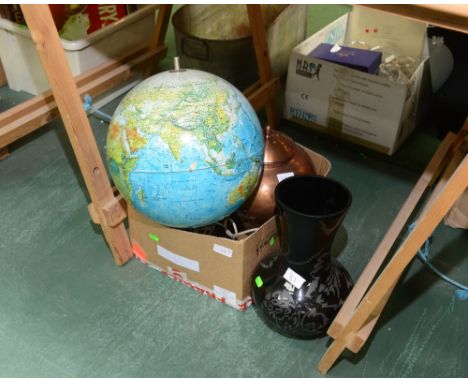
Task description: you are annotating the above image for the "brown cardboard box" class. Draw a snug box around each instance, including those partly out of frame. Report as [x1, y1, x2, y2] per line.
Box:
[128, 146, 331, 310]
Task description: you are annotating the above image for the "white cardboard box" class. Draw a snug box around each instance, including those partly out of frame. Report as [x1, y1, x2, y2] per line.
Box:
[0, 6, 157, 95]
[283, 7, 428, 155]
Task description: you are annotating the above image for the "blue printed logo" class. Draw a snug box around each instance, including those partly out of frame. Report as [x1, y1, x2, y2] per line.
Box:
[290, 107, 317, 123]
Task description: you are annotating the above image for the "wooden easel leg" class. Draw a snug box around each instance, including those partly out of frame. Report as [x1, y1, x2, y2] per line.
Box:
[144, 5, 172, 77]
[318, 153, 468, 374]
[327, 121, 468, 351]
[149, 5, 172, 50]
[328, 130, 458, 339]
[21, 5, 133, 266]
[246, 5, 279, 130]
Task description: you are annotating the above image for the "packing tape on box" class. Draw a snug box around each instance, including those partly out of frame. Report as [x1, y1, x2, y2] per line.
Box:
[212, 243, 233, 258]
[157, 244, 200, 272]
[213, 285, 237, 307]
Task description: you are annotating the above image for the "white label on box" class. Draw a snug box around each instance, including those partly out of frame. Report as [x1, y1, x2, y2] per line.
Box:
[283, 268, 306, 289]
[330, 43, 341, 53]
[213, 285, 237, 307]
[212, 243, 233, 258]
[277, 172, 295, 183]
[157, 245, 200, 272]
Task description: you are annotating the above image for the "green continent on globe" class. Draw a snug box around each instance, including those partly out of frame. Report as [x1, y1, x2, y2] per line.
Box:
[137, 188, 145, 205]
[113, 78, 235, 170]
[107, 120, 147, 201]
[228, 168, 260, 205]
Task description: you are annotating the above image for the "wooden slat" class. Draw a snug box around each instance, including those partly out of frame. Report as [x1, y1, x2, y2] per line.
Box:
[144, 5, 172, 77]
[363, 5, 468, 34]
[0, 45, 167, 148]
[243, 80, 262, 98]
[21, 5, 133, 266]
[246, 5, 279, 130]
[247, 78, 281, 112]
[0, 42, 151, 128]
[149, 5, 172, 50]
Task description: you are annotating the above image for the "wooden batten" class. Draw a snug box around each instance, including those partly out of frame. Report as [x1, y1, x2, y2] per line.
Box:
[0, 44, 167, 149]
[246, 5, 279, 130]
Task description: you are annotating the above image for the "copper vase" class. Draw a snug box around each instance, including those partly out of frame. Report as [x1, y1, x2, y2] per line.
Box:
[239, 127, 317, 226]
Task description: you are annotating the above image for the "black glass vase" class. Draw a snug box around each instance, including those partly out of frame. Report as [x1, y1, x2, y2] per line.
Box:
[252, 175, 354, 338]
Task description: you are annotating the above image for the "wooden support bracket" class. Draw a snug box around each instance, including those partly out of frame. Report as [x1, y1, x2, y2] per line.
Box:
[88, 193, 127, 228]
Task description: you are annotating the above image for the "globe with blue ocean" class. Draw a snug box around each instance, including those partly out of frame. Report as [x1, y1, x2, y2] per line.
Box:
[106, 68, 264, 228]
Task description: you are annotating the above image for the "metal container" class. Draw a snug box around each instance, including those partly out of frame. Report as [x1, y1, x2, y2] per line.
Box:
[171, 5, 307, 90]
[239, 127, 318, 226]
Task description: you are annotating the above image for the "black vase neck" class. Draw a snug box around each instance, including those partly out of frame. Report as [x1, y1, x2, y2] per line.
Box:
[278, 209, 345, 273]
[274, 176, 352, 273]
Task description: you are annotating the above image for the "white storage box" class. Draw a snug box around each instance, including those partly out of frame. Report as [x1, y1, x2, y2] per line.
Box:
[0, 5, 157, 95]
[283, 6, 429, 155]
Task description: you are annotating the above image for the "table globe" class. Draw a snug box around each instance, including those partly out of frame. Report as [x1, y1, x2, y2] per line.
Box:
[106, 68, 265, 228]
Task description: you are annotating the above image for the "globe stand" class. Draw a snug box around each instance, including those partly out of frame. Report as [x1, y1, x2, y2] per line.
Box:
[18, 4, 281, 265]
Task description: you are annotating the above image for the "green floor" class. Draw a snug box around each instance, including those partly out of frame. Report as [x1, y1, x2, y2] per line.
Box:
[0, 5, 467, 378]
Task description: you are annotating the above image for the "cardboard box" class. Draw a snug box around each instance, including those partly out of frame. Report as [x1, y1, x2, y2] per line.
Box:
[284, 6, 429, 155]
[128, 146, 331, 311]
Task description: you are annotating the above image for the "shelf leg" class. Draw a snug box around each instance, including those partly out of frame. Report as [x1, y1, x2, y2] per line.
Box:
[21, 4, 133, 265]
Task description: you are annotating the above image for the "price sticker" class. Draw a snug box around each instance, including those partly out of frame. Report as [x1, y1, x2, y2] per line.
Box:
[283, 268, 306, 289]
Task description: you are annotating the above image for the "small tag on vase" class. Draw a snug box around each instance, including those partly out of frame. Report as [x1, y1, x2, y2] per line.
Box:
[283, 268, 306, 289]
[277, 172, 295, 183]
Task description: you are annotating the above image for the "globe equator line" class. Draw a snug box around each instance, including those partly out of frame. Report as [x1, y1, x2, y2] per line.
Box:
[131, 154, 264, 174]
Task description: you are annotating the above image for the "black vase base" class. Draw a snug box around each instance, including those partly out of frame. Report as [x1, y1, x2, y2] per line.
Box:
[252, 252, 353, 339]
[254, 308, 330, 340]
